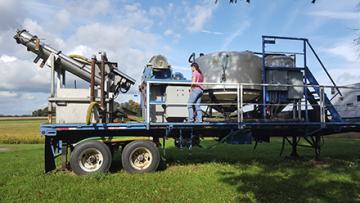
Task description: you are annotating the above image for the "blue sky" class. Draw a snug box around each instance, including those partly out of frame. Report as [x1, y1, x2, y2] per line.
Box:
[0, 0, 360, 115]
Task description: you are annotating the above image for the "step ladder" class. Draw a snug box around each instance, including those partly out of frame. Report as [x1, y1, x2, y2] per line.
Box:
[262, 36, 343, 122]
[305, 68, 342, 122]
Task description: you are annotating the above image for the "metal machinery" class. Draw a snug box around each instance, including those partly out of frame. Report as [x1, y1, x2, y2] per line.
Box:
[139, 55, 189, 123]
[15, 30, 360, 175]
[14, 30, 135, 124]
[332, 83, 360, 121]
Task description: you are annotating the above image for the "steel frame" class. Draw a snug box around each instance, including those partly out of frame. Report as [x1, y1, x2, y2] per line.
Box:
[40, 35, 360, 172]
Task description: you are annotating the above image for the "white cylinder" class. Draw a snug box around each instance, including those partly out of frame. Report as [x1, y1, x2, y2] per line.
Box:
[195, 51, 262, 104]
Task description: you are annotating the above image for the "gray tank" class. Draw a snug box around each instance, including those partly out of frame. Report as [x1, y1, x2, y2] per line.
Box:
[195, 51, 262, 113]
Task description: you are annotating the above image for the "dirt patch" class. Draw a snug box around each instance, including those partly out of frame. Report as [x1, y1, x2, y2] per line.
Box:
[307, 159, 330, 168]
[328, 132, 360, 138]
[0, 147, 9, 152]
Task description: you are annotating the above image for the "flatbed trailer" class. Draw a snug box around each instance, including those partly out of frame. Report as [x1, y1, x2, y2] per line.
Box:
[41, 119, 360, 174]
[14, 30, 360, 174]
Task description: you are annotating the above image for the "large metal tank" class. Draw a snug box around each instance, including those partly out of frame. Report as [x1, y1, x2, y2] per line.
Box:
[332, 83, 360, 120]
[195, 51, 262, 113]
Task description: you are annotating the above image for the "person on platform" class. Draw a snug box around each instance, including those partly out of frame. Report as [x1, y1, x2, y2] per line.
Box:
[187, 62, 204, 122]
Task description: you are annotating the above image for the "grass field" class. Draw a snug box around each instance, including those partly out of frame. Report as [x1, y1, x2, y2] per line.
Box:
[0, 119, 359, 202]
[0, 118, 46, 144]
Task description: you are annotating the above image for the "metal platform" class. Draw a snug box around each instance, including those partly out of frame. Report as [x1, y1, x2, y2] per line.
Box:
[41, 120, 360, 138]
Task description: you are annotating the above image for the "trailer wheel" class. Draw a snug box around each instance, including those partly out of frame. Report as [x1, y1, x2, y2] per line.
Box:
[121, 140, 160, 173]
[70, 141, 112, 175]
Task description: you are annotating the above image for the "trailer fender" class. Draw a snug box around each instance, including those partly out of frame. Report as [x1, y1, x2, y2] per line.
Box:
[72, 136, 153, 147]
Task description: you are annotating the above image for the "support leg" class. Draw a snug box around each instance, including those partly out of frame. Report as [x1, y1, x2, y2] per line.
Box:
[314, 135, 321, 161]
[283, 136, 302, 160]
[45, 137, 56, 173]
[289, 136, 300, 158]
[61, 141, 68, 171]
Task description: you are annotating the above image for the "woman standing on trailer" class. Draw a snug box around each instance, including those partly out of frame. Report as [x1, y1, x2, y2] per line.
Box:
[188, 62, 204, 122]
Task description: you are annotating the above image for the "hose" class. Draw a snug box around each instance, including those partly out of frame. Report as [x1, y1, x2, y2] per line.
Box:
[68, 54, 91, 65]
[86, 102, 101, 124]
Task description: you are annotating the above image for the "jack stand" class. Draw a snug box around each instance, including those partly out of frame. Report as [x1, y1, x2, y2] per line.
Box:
[162, 136, 166, 157]
[281, 136, 303, 160]
[290, 136, 300, 158]
[61, 142, 69, 171]
[314, 135, 321, 161]
[188, 128, 193, 156]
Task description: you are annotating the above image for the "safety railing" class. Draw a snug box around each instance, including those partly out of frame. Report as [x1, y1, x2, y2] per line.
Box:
[144, 80, 360, 129]
[262, 35, 343, 120]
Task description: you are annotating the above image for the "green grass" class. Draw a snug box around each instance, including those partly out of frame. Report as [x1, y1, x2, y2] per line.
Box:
[0, 119, 46, 144]
[0, 138, 359, 202]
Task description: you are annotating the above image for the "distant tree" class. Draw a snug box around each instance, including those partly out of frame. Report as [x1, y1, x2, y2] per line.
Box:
[32, 107, 48, 117]
[115, 100, 141, 116]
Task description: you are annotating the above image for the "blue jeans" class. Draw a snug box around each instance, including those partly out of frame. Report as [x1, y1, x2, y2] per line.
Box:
[187, 87, 203, 122]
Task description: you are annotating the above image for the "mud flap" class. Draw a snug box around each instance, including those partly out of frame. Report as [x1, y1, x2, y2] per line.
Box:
[45, 136, 56, 173]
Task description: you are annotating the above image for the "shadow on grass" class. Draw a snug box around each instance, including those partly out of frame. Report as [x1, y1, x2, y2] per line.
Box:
[108, 138, 359, 202]
[162, 139, 360, 202]
[111, 138, 360, 169]
[218, 163, 360, 202]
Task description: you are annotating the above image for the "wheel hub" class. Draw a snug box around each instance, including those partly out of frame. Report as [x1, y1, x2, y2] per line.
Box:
[78, 148, 104, 172]
[130, 147, 152, 170]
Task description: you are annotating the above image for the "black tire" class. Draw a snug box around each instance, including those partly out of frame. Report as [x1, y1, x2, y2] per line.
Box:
[70, 141, 112, 175]
[121, 140, 160, 173]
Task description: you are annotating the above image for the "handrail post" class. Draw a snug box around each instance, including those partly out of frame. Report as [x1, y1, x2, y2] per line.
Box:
[306, 40, 342, 97]
[320, 86, 326, 128]
[240, 84, 244, 128]
[146, 81, 150, 130]
[304, 40, 309, 122]
[237, 84, 240, 129]
[262, 36, 267, 119]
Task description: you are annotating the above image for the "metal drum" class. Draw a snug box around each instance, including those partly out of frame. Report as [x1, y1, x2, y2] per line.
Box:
[195, 51, 262, 114]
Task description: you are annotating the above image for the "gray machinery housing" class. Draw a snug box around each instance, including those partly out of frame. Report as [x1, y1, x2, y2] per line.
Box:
[14, 30, 135, 123]
[332, 83, 360, 120]
[139, 55, 189, 122]
[196, 52, 303, 114]
[141, 52, 304, 122]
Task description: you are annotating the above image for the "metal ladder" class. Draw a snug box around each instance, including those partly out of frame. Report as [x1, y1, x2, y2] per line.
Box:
[262, 36, 342, 122]
[304, 68, 342, 122]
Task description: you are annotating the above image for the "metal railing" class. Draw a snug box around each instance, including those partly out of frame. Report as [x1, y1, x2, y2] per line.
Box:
[144, 80, 360, 129]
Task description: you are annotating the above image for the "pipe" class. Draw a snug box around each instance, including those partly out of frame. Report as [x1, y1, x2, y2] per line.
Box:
[69, 54, 91, 65]
[14, 29, 136, 93]
[14, 30, 101, 85]
[100, 52, 106, 122]
[86, 102, 100, 124]
[90, 55, 96, 102]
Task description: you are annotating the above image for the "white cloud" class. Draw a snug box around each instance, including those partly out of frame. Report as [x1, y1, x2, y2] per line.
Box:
[64, 0, 110, 17]
[55, 9, 71, 28]
[0, 55, 49, 93]
[119, 3, 153, 30]
[186, 2, 217, 32]
[149, 6, 166, 18]
[0, 0, 25, 31]
[0, 55, 16, 63]
[201, 29, 223, 35]
[164, 29, 173, 36]
[221, 20, 251, 50]
[324, 39, 358, 62]
[0, 91, 17, 98]
[23, 18, 65, 50]
[308, 10, 360, 20]
[329, 67, 360, 85]
[0, 92, 48, 115]
[164, 29, 181, 42]
[302, 0, 359, 34]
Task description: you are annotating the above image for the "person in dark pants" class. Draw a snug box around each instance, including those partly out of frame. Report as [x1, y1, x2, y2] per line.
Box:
[188, 62, 204, 122]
